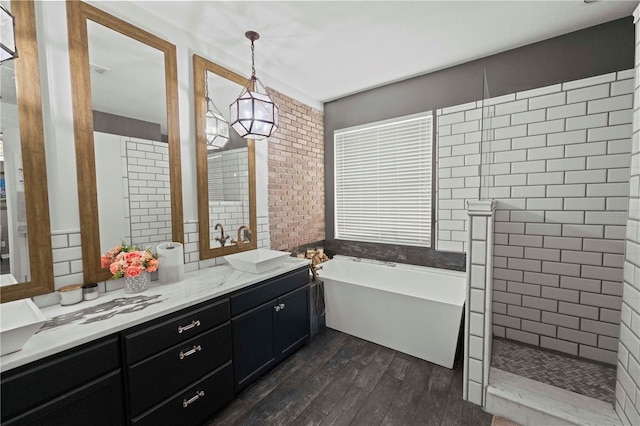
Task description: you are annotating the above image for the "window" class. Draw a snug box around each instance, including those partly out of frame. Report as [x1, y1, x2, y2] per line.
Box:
[334, 112, 433, 247]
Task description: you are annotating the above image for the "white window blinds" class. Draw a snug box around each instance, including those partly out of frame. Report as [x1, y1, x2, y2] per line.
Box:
[334, 112, 433, 247]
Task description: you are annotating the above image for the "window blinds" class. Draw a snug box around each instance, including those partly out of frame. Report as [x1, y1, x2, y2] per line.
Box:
[334, 113, 432, 247]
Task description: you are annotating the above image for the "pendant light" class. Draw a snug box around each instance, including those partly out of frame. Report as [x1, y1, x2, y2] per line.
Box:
[0, 5, 18, 63]
[230, 31, 278, 140]
[204, 71, 230, 150]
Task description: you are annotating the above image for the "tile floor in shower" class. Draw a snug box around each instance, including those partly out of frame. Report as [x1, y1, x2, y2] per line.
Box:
[491, 337, 616, 404]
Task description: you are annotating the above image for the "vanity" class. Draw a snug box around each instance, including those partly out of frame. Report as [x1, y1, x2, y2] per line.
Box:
[0, 259, 310, 425]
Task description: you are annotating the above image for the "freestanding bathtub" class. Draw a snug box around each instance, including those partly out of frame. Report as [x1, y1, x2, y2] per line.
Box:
[318, 255, 466, 369]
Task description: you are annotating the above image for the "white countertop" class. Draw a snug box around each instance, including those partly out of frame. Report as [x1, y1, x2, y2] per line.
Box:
[1, 258, 309, 373]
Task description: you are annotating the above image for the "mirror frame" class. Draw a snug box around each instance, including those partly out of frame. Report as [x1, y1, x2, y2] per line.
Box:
[0, 0, 54, 302]
[193, 54, 257, 259]
[67, 1, 183, 283]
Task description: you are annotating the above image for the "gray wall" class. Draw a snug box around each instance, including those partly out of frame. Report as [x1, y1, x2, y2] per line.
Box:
[324, 17, 634, 248]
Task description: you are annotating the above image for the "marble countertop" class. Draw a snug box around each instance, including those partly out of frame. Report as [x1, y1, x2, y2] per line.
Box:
[1, 258, 309, 373]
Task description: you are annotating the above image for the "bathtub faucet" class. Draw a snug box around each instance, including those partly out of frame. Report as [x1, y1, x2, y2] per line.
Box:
[352, 257, 361, 262]
[385, 262, 396, 267]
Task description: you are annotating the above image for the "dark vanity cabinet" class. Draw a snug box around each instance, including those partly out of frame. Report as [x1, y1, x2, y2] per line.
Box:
[0, 266, 311, 426]
[230, 268, 310, 392]
[0, 336, 124, 426]
[122, 298, 233, 426]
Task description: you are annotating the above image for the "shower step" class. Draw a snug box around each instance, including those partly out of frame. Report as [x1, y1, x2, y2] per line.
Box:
[485, 368, 621, 426]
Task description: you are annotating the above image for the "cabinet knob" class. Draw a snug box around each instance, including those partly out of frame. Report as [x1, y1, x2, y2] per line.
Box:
[274, 305, 281, 312]
[179, 345, 202, 360]
[177, 320, 201, 334]
[279, 303, 285, 309]
[183, 390, 205, 408]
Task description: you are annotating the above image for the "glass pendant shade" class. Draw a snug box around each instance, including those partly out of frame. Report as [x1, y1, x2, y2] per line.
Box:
[230, 87, 279, 140]
[0, 5, 18, 63]
[205, 99, 229, 150]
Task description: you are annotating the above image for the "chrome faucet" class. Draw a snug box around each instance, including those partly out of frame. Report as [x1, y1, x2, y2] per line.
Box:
[236, 225, 252, 249]
[214, 223, 229, 247]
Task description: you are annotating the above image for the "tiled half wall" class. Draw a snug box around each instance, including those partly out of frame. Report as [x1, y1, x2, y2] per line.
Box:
[437, 70, 634, 365]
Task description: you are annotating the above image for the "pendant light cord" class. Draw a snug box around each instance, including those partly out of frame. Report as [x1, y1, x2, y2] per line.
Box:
[250, 39, 256, 81]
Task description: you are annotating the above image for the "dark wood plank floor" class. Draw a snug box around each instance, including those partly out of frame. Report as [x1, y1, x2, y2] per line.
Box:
[205, 329, 493, 426]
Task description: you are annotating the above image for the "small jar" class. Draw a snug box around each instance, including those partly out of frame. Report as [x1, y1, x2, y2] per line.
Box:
[58, 284, 83, 306]
[82, 282, 99, 301]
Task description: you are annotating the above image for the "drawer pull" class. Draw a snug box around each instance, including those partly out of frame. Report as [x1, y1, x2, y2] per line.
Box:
[279, 303, 285, 309]
[179, 345, 202, 360]
[183, 390, 205, 408]
[274, 305, 281, 312]
[178, 320, 201, 334]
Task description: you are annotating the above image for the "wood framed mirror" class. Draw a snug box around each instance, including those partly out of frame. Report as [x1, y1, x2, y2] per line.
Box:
[67, 1, 183, 284]
[0, 0, 54, 302]
[193, 55, 257, 260]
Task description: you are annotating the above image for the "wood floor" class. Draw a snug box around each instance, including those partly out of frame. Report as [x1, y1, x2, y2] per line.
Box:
[205, 329, 493, 426]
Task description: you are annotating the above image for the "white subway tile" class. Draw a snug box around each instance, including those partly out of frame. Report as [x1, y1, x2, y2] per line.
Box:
[494, 174, 527, 187]
[604, 253, 625, 268]
[545, 211, 585, 225]
[558, 301, 599, 320]
[583, 238, 625, 254]
[451, 165, 480, 178]
[547, 129, 587, 146]
[511, 210, 545, 223]
[588, 124, 633, 142]
[452, 142, 480, 156]
[609, 109, 633, 125]
[495, 124, 527, 140]
[607, 139, 632, 155]
[580, 291, 623, 309]
[437, 240, 464, 252]
[439, 133, 465, 147]
[598, 335, 619, 351]
[543, 235, 582, 250]
[562, 224, 603, 238]
[523, 271, 560, 287]
[486, 187, 512, 199]
[542, 311, 579, 329]
[451, 120, 480, 135]
[494, 268, 524, 283]
[511, 185, 546, 198]
[483, 93, 517, 106]
[561, 276, 601, 293]
[510, 134, 546, 150]
[525, 223, 562, 236]
[564, 74, 616, 91]
[540, 336, 578, 355]
[494, 149, 527, 163]
[547, 157, 586, 172]
[527, 172, 564, 185]
[524, 247, 561, 262]
[506, 329, 540, 346]
[564, 170, 607, 185]
[604, 225, 626, 240]
[548, 102, 587, 120]
[566, 113, 609, 131]
[510, 234, 543, 247]
[526, 198, 563, 210]
[508, 304, 542, 321]
[521, 319, 557, 337]
[516, 84, 562, 101]
[588, 94, 633, 114]
[528, 119, 565, 136]
[562, 249, 602, 266]
[508, 258, 542, 273]
[465, 108, 483, 122]
[542, 286, 579, 303]
[494, 99, 528, 116]
[579, 345, 617, 365]
[51, 234, 69, 249]
[558, 327, 598, 346]
[527, 146, 564, 161]
[611, 78, 635, 95]
[511, 160, 547, 173]
[586, 182, 630, 197]
[53, 246, 83, 263]
[512, 109, 546, 125]
[616, 69, 634, 80]
[563, 197, 605, 211]
[542, 261, 581, 277]
[442, 102, 477, 115]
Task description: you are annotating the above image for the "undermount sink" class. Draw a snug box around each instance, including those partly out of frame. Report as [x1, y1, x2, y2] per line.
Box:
[224, 249, 291, 274]
[1, 298, 47, 356]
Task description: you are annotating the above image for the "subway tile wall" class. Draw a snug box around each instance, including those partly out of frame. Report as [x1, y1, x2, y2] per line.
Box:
[437, 70, 634, 365]
[615, 8, 640, 425]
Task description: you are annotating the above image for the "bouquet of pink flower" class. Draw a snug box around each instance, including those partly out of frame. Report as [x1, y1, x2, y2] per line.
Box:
[101, 242, 159, 279]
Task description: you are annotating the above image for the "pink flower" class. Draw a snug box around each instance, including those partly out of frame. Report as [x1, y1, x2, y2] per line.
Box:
[146, 258, 159, 273]
[126, 264, 144, 277]
[109, 262, 120, 275]
[101, 255, 111, 269]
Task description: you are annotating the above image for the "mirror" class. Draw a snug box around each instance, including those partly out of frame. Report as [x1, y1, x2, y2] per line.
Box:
[0, 0, 54, 302]
[67, 1, 183, 283]
[193, 55, 257, 259]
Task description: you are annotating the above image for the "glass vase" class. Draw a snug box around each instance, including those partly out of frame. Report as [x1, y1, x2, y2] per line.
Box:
[124, 271, 150, 294]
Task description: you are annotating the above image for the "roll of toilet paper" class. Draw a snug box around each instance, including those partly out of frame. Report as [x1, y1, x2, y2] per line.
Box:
[157, 242, 184, 284]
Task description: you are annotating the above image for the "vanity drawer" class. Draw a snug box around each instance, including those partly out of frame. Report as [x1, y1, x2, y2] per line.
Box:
[1, 336, 120, 422]
[230, 268, 309, 317]
[131, 362, 233, 426]
[124, 298, 229, 364]
[127, 322, 231, 417]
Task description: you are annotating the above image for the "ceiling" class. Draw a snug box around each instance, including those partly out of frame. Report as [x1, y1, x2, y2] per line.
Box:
[130, 0, 638, 108]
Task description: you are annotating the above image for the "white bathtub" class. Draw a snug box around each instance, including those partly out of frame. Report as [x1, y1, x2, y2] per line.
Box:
[318, 255, 466, 369]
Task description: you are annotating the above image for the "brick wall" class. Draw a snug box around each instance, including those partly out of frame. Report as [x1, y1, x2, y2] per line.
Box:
[266, 88, 324, 250]
[437, 70, 634, 365]
[615, 7, 640, 424]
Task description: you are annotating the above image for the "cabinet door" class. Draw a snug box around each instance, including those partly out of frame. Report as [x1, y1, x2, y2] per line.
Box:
[277, 285, 310, 359]
[3, 370, 124, 426]
[232, 300, 277, 392]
